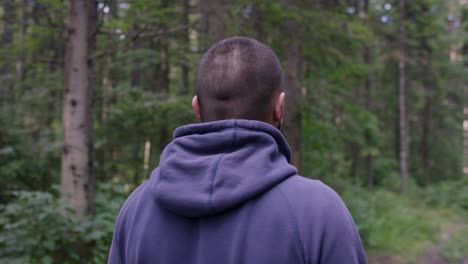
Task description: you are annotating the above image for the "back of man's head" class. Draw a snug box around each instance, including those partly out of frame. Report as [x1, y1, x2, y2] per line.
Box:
[195, 36, 284, 123]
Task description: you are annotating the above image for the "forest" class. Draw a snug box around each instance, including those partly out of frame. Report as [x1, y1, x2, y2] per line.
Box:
[0, 0, 467, 263]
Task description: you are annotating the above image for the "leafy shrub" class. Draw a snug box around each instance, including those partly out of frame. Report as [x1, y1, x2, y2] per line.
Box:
[342, 188, 439, 254]
[422, 178, 468, 211]
[95, 87, 195, 183]
[0, 183, 127, 263]
[441, 224, 468, 263]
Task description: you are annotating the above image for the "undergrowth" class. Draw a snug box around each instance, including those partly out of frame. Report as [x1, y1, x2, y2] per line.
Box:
[341, 178, 468, 262]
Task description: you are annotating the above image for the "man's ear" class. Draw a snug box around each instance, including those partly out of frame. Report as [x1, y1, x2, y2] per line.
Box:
[273, 92, 285, 125]
[192, 95, 201, 121]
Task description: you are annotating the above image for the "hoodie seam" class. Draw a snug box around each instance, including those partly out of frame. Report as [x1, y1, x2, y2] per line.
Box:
[208, 121, 238, 213]
[278, 185, 307, 264]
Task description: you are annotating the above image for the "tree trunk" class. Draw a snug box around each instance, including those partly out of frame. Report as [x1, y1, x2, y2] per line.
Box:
[420, 36, 433, 185]
[252, 3, 266, 43]
[364, 58, 374, 188]
[130, 24, 143, 88]
[16, 0, 30, 84]
[364, 0, 374, 189]
[282, 1, 303, 172]
[465, 96, 468, 175]
[101, 55, 113, 121]
[349, 142, 360, 181]
[398, 0, 409, 194]
[1, 0, 14, 110]
[181, 0, 190, 93]
[1, 0, 14, 47]
[61, 0, 97, 216]
[199, 0, 230, 51]
[463, 10, 468, 175]
[158, 0, 170, 94]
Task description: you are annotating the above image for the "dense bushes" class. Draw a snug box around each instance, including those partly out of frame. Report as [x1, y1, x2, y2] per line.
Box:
[441, 225, 468, 263]
[343, 188, 439, 254]
[1, 179, 467, 263]
[341, 177, 468, 261]
[422, 178, 468, 211]
[0, 184, 127, 264]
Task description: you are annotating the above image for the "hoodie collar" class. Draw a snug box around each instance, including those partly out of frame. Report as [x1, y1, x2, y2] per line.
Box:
[173, 119, 292, 162]
[151, 119, 297, 217]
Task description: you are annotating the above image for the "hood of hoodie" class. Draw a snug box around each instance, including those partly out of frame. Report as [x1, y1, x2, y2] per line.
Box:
[151, 119, 297, 217]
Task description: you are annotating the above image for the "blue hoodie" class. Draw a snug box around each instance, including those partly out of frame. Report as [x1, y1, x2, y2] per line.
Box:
[108, 120, 367, 264]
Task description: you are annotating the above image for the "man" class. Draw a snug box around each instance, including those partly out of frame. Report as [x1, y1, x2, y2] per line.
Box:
[108, 36, 367, 264]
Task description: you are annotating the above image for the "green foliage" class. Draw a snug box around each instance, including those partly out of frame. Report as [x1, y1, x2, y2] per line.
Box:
[343, 188, 439, 254]
[441, 224, 468, 263]
[95, 85, 195, 183]
[0, 0, 466, 262]
[0, 110, 61, 193]
[343, 182, 468, 261]
[0, 184, 127, 264]
[422, 178, 468, 211]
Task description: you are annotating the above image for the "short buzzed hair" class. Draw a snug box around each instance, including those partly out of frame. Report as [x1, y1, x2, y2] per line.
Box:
[196, 36, 284, 122]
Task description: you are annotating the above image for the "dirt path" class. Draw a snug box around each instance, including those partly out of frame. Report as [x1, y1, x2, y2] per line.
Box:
[368, 219, 467, 264]
[418, 245, 448, 264]
[417, 227, 452, 264]
[368, 255, 405, 264]
[369, 222, 467, 264]
[417, 222, 467, 264]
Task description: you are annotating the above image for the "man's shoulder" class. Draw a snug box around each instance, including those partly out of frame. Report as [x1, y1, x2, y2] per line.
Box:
[115, 179, 153, 223]
[277, 175, 343, 208]
[275, 175, 353, 228]
[275, 175, 367, 263]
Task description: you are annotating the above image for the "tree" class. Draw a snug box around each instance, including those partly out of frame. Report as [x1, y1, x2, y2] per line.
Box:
[158, 0, 170, 94]
[60, 0, 97, 216]
[463, 7, 468, 175]
[417, 1, 436, 185]
[180, 0, 191, 92]
[199, 0, 231, 51]
[363, 0, 374, 188]
[1, 0, 14, 106]
[398, 0, 409, 193]
[282, 0, 303, 172]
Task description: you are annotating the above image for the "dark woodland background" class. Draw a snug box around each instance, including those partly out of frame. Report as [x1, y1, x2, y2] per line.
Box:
[0, 0, 467, 263]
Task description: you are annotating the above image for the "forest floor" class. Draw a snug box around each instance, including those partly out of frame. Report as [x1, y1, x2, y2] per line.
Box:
[368, 219, 468, 264]
[416, 221, 467, 264]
